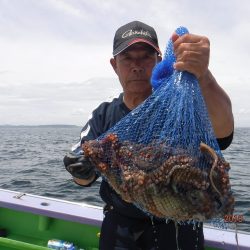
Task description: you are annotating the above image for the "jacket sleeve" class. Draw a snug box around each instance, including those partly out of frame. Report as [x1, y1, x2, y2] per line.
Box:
[216, 130, 234, 150]
[64, 108, 104, 186]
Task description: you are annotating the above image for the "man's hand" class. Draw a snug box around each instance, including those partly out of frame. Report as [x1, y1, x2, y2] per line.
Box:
[172, 33, 210, 81]
[64, 152, 97, 186]
[172, 32, 234, 138]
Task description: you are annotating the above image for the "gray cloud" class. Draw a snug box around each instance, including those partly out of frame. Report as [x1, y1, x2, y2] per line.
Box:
[0, 0, 249, 126]
[0, 78, 122, 125]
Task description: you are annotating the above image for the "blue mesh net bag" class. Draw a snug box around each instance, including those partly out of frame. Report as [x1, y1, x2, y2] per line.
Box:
[83, 27, 234, 222]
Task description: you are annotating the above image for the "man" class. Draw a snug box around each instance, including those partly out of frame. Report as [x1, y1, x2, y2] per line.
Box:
[64, 21, 234, 250]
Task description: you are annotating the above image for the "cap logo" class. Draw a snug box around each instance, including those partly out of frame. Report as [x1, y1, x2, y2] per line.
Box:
[122, 29, 152, 39]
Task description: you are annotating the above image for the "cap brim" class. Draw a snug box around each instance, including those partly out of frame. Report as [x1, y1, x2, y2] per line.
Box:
[113, 38, 161, 56]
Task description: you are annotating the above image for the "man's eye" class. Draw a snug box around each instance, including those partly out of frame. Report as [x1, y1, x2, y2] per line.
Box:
[144, 54, 155, 61]
[121, 56, 132, 62]
[124, 55, 131, 60]
[146, 52, 155, 58]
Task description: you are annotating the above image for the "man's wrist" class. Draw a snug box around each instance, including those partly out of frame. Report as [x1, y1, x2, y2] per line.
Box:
[198, 69, 211, 86]
[73, 172, 97, 186]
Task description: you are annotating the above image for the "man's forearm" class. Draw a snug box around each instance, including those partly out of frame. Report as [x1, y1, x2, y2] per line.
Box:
[199, 70, 234, 138]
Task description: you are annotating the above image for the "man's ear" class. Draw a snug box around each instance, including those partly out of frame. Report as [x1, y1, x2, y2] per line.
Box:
[110, 58, 118, 74]
[157, 55, 162, 63]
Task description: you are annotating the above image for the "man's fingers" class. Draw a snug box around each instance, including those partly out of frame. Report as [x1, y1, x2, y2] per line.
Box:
[171, 33, 179, 43]
[174, 61, 193, 72]
[173, 34, 206, 49]
[175, 51, 202, 63]
[172, 33, 210, 79]
[174, 61, 203, 78]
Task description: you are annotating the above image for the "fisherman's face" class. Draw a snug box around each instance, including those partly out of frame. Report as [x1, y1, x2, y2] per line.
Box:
[110, 43, 161, 95]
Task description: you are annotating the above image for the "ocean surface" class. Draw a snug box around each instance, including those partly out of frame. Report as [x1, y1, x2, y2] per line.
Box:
[0, 125, 249, 232]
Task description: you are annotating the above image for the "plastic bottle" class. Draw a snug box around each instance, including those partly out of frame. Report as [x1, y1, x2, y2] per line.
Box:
[47, 239, 78, 249]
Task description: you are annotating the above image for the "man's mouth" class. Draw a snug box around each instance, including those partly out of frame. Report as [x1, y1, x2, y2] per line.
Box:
[130, 79, 147, 82]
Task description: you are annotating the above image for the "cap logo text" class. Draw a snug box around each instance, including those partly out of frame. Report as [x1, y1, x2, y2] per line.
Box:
[122, 29, 152, 39]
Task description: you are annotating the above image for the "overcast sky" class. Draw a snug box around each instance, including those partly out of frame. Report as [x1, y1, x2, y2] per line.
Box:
[0, 0, 249, 126]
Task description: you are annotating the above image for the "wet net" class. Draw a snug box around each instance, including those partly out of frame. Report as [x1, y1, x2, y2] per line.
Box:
[83, 27, 234, 222]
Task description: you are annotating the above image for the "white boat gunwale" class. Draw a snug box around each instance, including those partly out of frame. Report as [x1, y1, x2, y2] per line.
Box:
[0, 188, 103, 227]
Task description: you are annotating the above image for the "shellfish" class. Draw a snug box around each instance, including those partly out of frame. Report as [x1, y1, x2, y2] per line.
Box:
[83, 133, 234, 221]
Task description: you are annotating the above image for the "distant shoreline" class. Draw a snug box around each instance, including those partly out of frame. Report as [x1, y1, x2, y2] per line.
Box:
[0, 124, 81, 128]
[0, 125, 249, 129]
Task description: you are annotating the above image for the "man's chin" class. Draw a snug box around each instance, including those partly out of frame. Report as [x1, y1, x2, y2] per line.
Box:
[129, 86, 152, 94]
[129, 80, 151, 86]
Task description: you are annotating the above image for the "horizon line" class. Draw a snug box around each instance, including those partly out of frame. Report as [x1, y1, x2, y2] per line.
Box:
[0, 124, 249, 129]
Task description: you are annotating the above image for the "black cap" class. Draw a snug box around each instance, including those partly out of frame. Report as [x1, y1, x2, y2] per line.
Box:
[113, 21, 161, 56]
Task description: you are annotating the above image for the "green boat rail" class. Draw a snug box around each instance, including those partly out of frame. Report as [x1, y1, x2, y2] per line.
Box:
[0, 189, 249, 250]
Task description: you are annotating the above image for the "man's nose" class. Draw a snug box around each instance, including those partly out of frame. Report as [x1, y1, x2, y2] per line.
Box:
[131, 59, 144, 73]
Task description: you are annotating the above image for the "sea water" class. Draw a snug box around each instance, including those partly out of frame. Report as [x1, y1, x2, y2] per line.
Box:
[0, 125, 249, 232]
